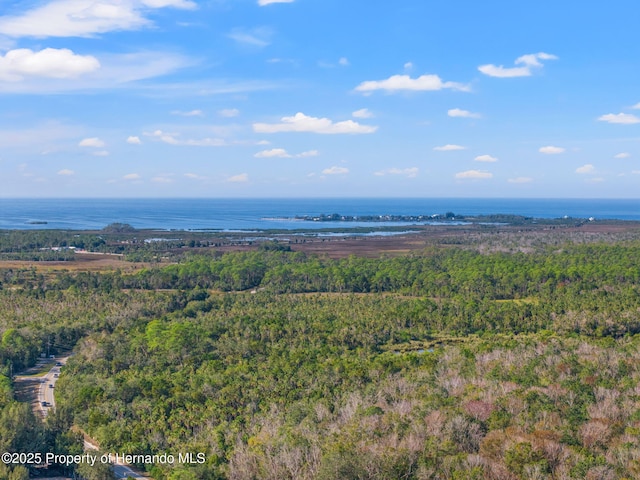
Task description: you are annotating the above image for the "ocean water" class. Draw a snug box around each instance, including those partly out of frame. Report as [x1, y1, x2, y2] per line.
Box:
[0, 198, 639, 231]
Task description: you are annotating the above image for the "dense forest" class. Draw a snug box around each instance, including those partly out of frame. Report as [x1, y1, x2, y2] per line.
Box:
[2, 228, 640, 478]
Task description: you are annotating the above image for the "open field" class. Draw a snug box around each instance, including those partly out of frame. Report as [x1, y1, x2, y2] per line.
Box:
[0, 252, 152, 273]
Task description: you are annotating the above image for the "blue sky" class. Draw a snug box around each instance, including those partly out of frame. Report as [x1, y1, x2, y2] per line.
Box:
[0, 0, 639, 197]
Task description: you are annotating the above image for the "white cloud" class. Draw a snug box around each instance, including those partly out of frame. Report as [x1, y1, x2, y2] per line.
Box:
[338, 57, 349, 66]
[508, 177, 533, 184]
[539, 146, 565, 154]
[92, 150, 109, 156]
[479, 52, 557, 78]
[0, 50, 193, 94]
[352, 108, 374, 119]
[184, 173, 206, 180]
[254, 148, 317, 158]
[632, 170, 640, 175]
[298, 150, 318, 157]
[127, 136, 142, 145]
[0, 0, 196, 38]
[576, 164, 595, 174]
[171, 109, 203, 117]
[355, 74, 469, 93]
[57, 169, 74, 175]
[455, 170, 493, 179]
[474, 154, 498, 162]
[403, 62, 413, 71]
[448, 108, 481, 119]
[79, 137, 105, 148]
[227, 173, 248, 183]
[141, 0, 195, 7]
[151, 176, 173, 183]
[433, 144, 466, 151]
[516, 52, 558, 67]
[255, 148, 291, 158]
[144, 129, 227, 146]
[253, 112, 377, 134]
[374, 167, 418, 178]
[258, 0, 294, 5]
[632, 103, 640, 110]
[322, 166, 349, 175]
[478, 65, 530, 78]
[123, 173, 141, 180]
[598, 113, 640, 124]
[614, 152, 630, 159]
[228, 27, 272, 47]
[219, 108, 240, 118]
[0, 48, 99, 81]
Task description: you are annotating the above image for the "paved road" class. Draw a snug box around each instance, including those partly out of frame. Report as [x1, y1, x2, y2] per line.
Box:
[84, 440, 150, 479]
[37, 357, 66, 416]
[35, 358, 150, 479]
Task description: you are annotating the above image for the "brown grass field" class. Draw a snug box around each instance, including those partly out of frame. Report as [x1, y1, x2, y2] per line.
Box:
[0, 252, 150, 273]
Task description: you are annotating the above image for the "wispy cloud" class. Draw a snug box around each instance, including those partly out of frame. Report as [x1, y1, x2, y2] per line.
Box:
[253, 112, 377, 134]
[145, 129, 227, 147]
[322, 166, 349, 175]
[508, 177, 533, 184]
[355, 74, 469, 93]
[0, 50, 193, 94]
[258, 0, 294, 5]
[0, 0, 196, 38]
[299, 150, 318, 157]
[374, 167, 418, 178]
[474, 154, 498, 162]
[479, 52, 557, 78]
[319, 57, 350, 68]
[151, 175, 173, 184]
[123, 173, 141, 180]
[219, 108, 240, 118]
[126, 136, 142, 145]
[57, 169, 74, 176]
[172, 109, 204, 117]
[0, 121, 81, 148]
[598, 113, 640, 124]
[254, 148, 291, 158]
[254, 148, 318, 158]
[448, 108, 481, 119]
[539, 145, 565, 154]
[576, 164, 595, 174]
[184, 173, 207, 180]
[455, 170, 493, 179]
[614, 152, 630, 159]
[227, 173, 248, 183]
[352, 108, 374, 119]
[434, 144, 466, 151]
[79, 137, 105, 148]
[228, 27, 273, 47]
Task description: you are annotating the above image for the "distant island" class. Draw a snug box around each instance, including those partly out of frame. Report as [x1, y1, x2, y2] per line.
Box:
[293, 212, 461, 222]
[288, 212, 591, 225]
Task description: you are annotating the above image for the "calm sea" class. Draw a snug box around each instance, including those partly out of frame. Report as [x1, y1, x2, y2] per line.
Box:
[0, 198, 639, 231]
